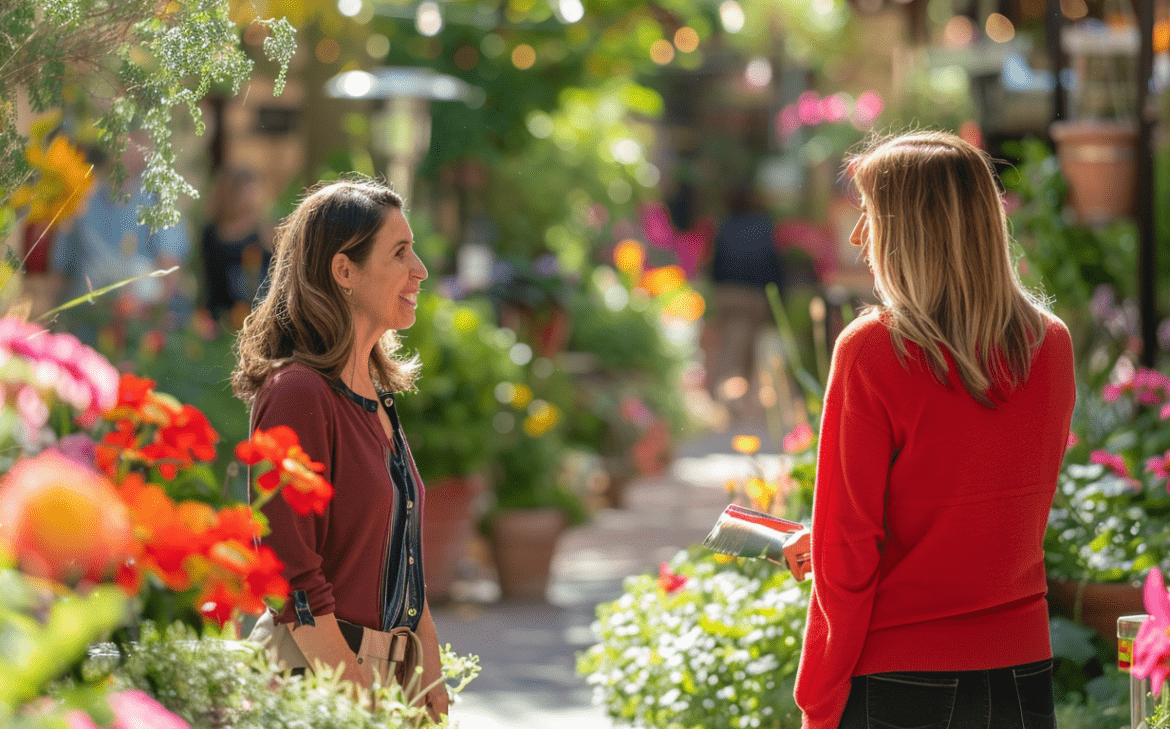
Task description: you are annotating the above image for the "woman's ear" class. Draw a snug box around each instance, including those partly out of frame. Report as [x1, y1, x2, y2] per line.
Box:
[331, 251, 353, 291]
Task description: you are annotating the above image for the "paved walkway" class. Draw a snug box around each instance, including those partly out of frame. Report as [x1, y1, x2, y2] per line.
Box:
[431, 424, 779, 728]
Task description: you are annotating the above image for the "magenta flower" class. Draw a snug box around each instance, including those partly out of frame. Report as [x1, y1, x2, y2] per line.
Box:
[1148, 452, 1170, 485]
[1066, 432, 1080, 451]
[1103, 383, 1125, 402]
[67, 690, 191, 729]
[0, 317, 119, 429]
[1161, 402, 1170, 421]
[1090, 450, 1131, 479]
[1134, 568, 1170, 696]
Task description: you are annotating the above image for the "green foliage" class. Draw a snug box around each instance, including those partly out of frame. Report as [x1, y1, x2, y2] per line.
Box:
[86, 622, 479, 729]
[1002, 138, 1139, 374]
[0, 566, 129, 713]
[0, 0, 294, 231]
[1046, 373, 1170, 583]
[578, 547, 810, 729]
[395, 292, 519, 484]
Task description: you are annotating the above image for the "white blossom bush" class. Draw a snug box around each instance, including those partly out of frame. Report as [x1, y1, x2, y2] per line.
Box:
[578, 547, 810, 729]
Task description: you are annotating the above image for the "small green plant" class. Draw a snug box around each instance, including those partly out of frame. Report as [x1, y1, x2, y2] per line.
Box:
[578, 547, 810, 729]
[89, 621, 480, 729]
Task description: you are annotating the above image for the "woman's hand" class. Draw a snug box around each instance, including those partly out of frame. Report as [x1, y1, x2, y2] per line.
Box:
[783, 529, 811, 581]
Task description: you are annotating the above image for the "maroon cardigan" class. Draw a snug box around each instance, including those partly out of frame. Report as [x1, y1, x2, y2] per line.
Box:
[253, 362, 424, 630]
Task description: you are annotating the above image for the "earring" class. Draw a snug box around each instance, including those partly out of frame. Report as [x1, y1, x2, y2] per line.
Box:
[344, 288, 352, 296]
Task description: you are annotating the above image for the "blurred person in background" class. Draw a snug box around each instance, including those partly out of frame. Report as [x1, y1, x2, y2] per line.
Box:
[50, 130, 190, 325]
[200, 167, 273, 327]
[706, 180, 786, 423]
[794, 131, 1074, 729]
[232, 178, 447, 719]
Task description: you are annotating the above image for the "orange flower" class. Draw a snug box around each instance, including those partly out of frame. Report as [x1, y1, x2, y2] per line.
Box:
[140, 404, 219, 479]
[106, 374, 157, 421]
[641, 265, 686, 296]
[237, 426, 333, 515]
[0, 452, 135, 584]
[212, 505, 264, 543]
[197, 579, 239, 628]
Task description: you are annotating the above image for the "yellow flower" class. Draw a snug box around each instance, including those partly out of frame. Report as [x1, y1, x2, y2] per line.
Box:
[712, 553, 736, 564]
[613, 239, 645, 278]
[523, 400, 560, 437]
[731, 435, 761, 454]
[452, 308, 479, 333]
[12, 133, 93, 224]
[745, 477, 777, 512]
[511, 383, 533, 409]
[660, 290, 706, 322]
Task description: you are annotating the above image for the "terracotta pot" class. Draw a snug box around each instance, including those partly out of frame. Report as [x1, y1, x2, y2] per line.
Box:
[489, 507, 567, 601]
[1046, 576, 1145, 647]
[1049, 120, 1136, 225]
[500, 303, 573, 359]
[421, 474, 485, 603]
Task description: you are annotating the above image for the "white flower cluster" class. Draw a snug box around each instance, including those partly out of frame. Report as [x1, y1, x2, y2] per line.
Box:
[578, 547, 811, 729]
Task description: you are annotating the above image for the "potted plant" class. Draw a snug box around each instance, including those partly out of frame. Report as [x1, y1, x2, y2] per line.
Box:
[395, 291, 520, 603]
[482, 379, 589, 601]
[488, 254, 579, 360]
[561, 260, 694, 506]
[1049, 16, 1140, 224]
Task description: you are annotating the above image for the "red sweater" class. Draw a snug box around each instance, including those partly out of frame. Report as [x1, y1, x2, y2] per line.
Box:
[795, 312, 1075, 729]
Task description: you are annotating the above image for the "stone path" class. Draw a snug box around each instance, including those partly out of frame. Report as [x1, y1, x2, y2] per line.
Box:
[431, 425, 776, 728]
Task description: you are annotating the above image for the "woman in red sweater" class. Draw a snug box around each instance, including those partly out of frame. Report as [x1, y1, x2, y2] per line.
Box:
[794, 131, 1075, 729]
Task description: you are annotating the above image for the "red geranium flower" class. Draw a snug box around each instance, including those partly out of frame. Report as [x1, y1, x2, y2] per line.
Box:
[237, 426, 333, 514]
[658, 562, 688, 593]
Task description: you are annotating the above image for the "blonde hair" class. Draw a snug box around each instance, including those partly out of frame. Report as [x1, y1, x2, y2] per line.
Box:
[850, 130, 1049, 407]
[232, 178, 419, 404]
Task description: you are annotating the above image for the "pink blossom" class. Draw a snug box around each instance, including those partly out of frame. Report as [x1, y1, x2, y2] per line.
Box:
[0, 317, 119, 427]
[1090, 450, 1131, 479]
[1103, 384, 1125, 402]
[1066, 432, 1080, 450]
[69, 691, 193, 729]
[784, 423, 815, 454]
[1161, 402, 1170, 421]
[1134, 568, 1170, 696]
[1148, 452, 1170, 482]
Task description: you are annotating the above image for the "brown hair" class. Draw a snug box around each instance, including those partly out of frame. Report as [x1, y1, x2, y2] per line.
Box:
[232, 178, 419, 403]
[850, 130, 1050, 407]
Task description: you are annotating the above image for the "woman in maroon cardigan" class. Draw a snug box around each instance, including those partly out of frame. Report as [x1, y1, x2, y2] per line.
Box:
[232, 178, 446, 718]
[794, 132, 1075, 728]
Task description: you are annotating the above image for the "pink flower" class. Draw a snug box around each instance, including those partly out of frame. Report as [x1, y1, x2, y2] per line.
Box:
[1134, 568, 1170, 696]
[783, 423, 815, 454]
[1090, 450, 1131, 479]
[1147, 452, 1170, 482]
[1161, 402, 1170, 421]
[1103, 384, 1125, 402]
[1066, 432, 1080, 451]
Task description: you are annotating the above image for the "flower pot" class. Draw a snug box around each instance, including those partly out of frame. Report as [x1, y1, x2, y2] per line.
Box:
[422, 474, 486, 603]
[1049, 120, 1136, 225]
[500, 303, 573, 359]
[489, 507, 567, 601]
[1047, 577, 1145, 646]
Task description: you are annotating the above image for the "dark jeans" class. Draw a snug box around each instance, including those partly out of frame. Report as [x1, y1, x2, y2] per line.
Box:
[838, 658, 1056, 729]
